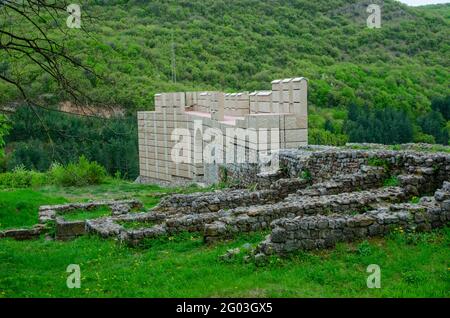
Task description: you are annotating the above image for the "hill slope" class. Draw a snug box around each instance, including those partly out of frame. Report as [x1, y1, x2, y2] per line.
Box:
[0, 0, 449, 153]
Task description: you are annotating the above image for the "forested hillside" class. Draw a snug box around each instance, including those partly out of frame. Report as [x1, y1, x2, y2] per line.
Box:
[0, 0, 449, 177]
[1, 0, 448, 109]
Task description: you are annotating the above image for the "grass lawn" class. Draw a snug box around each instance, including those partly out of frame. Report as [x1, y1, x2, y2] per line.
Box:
[0, 190, 67, 230]
[0, 181, 449, 297]
[0, 179, 216, 230]
[118, 220, 157, 230]
[62, 207, 113, 222]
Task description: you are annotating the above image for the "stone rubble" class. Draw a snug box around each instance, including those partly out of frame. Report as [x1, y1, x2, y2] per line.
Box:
[0, 224, 47, 240]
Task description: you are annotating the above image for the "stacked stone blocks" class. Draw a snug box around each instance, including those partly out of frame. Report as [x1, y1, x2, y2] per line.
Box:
[138, 77, 308, 185]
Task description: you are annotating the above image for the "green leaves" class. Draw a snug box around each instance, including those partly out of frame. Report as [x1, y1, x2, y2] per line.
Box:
[0, 114, 11, 159]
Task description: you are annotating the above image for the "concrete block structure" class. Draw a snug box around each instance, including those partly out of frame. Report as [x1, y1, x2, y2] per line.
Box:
[137, 77, 308, 185]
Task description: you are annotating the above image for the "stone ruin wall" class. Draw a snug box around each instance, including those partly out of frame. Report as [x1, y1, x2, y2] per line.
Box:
[256, 182, 450, 257]
[223, 146, 449, 193]
[5, 146, 448, 262]
[83, 147, 449, 252]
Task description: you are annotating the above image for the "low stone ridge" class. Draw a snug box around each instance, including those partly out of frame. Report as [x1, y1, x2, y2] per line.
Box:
[295, 165, 386, 196]
[255, 182, 450, 257]
[86, 185, 411, 246]
[203, 186, 410, 243]
[36, 199, 143, 241]
[152, 178, 309, 215]
[86, 210, 170, 240]
[0, 224, 47, 240]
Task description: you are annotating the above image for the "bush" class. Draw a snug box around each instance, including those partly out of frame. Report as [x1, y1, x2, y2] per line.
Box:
[309, 128, 348, 146]
[0, 156, 107, 188]
[49, 156, 107, 187]
[414, 132, 435, 144]
[0, 166, 48, 188]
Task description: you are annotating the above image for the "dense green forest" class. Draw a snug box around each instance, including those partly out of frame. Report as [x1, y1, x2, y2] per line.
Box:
[0, 0, 449, 178]
[1, 108, 138, 179]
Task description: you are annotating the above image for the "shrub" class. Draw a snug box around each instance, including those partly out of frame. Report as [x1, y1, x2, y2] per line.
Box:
[414, 132, 435, 144]
[410, 196, 420, 204]
[299, 169, 312, 181]
[309, 128, 348, 146]
[0, 165, 48, 188]
[367, 157, 392, 173]
[0, 156, 107, 188]
[49, 156, 107, 187]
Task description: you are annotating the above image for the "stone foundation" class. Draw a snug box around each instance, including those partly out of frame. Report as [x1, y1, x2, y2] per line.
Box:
[203, 186, 410, 243]
[0, 224, 47, 240]
[256, 182, 450, 256]
[225, 146, 449, 190]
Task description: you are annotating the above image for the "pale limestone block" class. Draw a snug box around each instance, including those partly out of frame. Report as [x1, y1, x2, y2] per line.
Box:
[258, 102, 271, 113]
[271, 79, 282, 91]
[294, 102, 307, 117]
[285, 141, 307, 149]
[284, 129, 308, 142]
[280, 103, 290, 113]
[291, 77, 306, 90]
[272, 103, 280, 114]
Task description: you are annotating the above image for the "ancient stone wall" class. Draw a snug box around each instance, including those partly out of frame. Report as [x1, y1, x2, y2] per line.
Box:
[0, 224, 47, 240]
[224, 147, 450, 190]
[39, 199, 143, 240]
[203, 186, 410, 243]
[255, 182, 450, 257]
[153, 178, 309, 214]
[86, 147, 449, 248]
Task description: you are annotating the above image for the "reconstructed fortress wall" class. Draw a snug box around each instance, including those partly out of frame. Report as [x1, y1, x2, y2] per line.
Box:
[137, 78, 308, 185]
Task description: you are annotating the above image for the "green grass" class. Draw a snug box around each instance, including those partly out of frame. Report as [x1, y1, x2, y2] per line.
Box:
[0, 182, 449, 297]
[37, 179, 216, 209]
[0, 189, 67, 230]
[0, 229, 448, 297]
[384, 176, 400, 187]
[410, 196, 421, 204]
[62, 207, 112, 222]
[118, 220, 156, 230]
